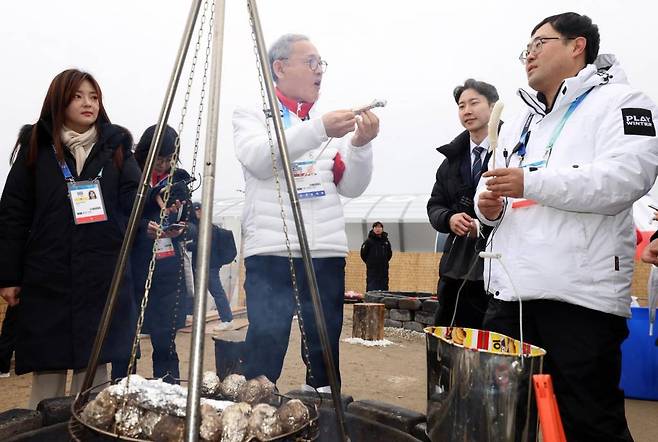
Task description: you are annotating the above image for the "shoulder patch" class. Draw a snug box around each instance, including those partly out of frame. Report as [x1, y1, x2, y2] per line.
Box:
[622, 108, 655, 136]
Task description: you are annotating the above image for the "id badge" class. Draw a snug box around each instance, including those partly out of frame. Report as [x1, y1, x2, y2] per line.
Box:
[292, 160, 325, 199]
[155, 237, 176, 260]
[67, 180, 108, 225]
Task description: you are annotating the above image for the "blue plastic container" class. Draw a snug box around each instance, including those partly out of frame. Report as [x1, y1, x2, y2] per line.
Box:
[620, 307, 658, 400]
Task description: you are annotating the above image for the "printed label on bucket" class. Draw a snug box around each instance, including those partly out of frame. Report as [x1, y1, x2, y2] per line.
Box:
[426, 326, 546, 357]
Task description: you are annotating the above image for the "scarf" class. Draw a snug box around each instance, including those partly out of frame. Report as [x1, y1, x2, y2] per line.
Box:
[275, 88, 314, 120]
[61, 125, 98, 175]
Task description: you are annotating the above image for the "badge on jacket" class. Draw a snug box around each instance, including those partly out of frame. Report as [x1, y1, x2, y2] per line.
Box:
[67, 180, 108, 224]
[622, 108, 655, 137]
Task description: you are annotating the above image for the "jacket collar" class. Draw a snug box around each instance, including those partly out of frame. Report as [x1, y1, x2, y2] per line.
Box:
[436, 130, 471, 159]
[516, 54, 624, 117]
[275, 87, 314, 120]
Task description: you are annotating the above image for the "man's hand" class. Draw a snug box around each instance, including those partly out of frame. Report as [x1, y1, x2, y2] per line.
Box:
[642, 238, 658, 265]
[351, 110, 380, 147]
[449, 213, 474, 236]
[322, 110, 357, 138]
[483, 168, 524, 198]
[478, 191, 504, 221]
[0, 286, 21, 307]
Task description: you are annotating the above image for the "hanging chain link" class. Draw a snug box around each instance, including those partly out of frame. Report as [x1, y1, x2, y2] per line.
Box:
[247, 1, 315, 386]
[118, 0, 213, 423]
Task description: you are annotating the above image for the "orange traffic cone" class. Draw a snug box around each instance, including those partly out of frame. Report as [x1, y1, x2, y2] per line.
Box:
[533, 374, 567, 442]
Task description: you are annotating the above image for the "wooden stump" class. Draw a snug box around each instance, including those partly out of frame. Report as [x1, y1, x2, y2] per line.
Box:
[352, 303, 385, 341]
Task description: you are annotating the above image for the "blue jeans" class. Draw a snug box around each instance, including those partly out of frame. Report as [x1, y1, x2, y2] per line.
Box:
[209, 267, 233, 322]
[243, 256, 345, 388]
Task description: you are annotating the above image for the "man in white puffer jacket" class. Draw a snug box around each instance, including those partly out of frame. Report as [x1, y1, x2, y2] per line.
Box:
[476, 13, 658, 442]
[233, 34, 379, 392]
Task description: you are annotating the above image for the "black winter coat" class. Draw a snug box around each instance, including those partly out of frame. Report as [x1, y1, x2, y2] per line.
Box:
[0, 121, 140, 374]
[131, 168, 192, 333]
[360, 230, 392, 291]
[427, 130, 491, 281]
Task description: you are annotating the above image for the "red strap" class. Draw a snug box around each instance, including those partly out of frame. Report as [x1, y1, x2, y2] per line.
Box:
[333, 152, 345, 185]
[275, 88, 314, 119]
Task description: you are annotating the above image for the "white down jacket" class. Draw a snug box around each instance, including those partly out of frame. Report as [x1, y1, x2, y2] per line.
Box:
[475, 54, 658, 317]
[233, 104, 373, 258]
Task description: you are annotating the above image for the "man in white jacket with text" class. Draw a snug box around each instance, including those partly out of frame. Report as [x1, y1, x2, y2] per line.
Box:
[233, 34, 379, 392]
[476, 13, 658, 442]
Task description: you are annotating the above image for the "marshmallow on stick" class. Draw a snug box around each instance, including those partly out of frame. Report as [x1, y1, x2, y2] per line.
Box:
[488, 101, 504, 168]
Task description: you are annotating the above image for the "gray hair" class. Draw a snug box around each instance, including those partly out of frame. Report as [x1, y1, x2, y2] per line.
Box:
[268, 33, 310, 81]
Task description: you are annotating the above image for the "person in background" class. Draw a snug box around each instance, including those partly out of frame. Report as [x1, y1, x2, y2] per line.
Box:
[0, 69, 139, 408]
[131, 124, 192, 383]
[360, 221, 393, 291]
[187, 201, 237, 332]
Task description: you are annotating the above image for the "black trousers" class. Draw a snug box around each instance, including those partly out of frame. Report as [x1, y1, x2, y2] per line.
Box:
[483, 298, 634, 442]
[366, 268, 388, 292]
[433, 277, 489, 329]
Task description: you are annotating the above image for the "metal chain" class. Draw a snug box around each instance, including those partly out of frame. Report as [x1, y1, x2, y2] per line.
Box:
[247, 1, 315, 386]
[166, 0, 215, 364]
[118, 0, 212, 424]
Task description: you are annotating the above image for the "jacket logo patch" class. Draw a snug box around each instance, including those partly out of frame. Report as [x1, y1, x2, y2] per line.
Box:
[622, 108, 655, 136]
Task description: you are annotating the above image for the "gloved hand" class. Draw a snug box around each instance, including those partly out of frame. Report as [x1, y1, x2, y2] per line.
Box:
[160, 180, 191, 207]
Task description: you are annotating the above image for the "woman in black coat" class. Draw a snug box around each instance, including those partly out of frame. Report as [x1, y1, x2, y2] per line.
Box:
[0, 69, 139, 408]
[131, 124, 192, 383]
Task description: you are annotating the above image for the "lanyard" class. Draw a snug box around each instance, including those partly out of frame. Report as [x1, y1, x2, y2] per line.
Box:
[544, 87, 594, 157]
[281, 105, 292, 129]
[279, 101, 330, 163]
[53, 146, 75, 182]
[516, 114, 534, 159]
[53, 145, 103, 182]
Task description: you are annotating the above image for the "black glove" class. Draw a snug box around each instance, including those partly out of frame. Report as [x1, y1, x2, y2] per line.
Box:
[166, 181, 191, 206]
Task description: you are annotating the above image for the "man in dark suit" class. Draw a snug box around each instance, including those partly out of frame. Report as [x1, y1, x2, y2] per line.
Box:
[427, 79, 498, 328]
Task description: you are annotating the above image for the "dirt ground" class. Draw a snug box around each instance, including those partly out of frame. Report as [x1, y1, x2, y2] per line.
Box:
[1, 305, 656, 441]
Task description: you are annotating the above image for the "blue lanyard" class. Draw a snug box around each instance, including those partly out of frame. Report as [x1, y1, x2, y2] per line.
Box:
[516, 114, 534, 158]
[280, 102, 292, 129]
[53, 145, 103, 182]
[53, 146, 75, 182]
[545, 87, 594, 156]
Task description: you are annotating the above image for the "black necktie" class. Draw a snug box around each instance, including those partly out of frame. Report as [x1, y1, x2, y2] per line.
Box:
[472, 146, 484, 183]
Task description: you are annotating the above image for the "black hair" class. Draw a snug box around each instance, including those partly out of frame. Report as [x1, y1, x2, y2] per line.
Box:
[134, 124, 179, 170]
[453, 79, 499, 105]
[372, 221, 383, 228]
[532, 12, 599, 65]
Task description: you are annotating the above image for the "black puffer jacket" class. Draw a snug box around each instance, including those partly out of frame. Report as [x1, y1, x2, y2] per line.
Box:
[427, 130, 491, 281]
[0, 120, 140, 374]
[360, 230, 393, 291]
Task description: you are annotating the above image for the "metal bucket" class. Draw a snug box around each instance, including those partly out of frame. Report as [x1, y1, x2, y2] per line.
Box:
[425, 326, 546, 442]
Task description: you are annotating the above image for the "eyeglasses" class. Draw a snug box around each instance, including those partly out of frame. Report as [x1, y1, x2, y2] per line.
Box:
[281, 57, 328, 73]
[518, 36, 575, 64]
